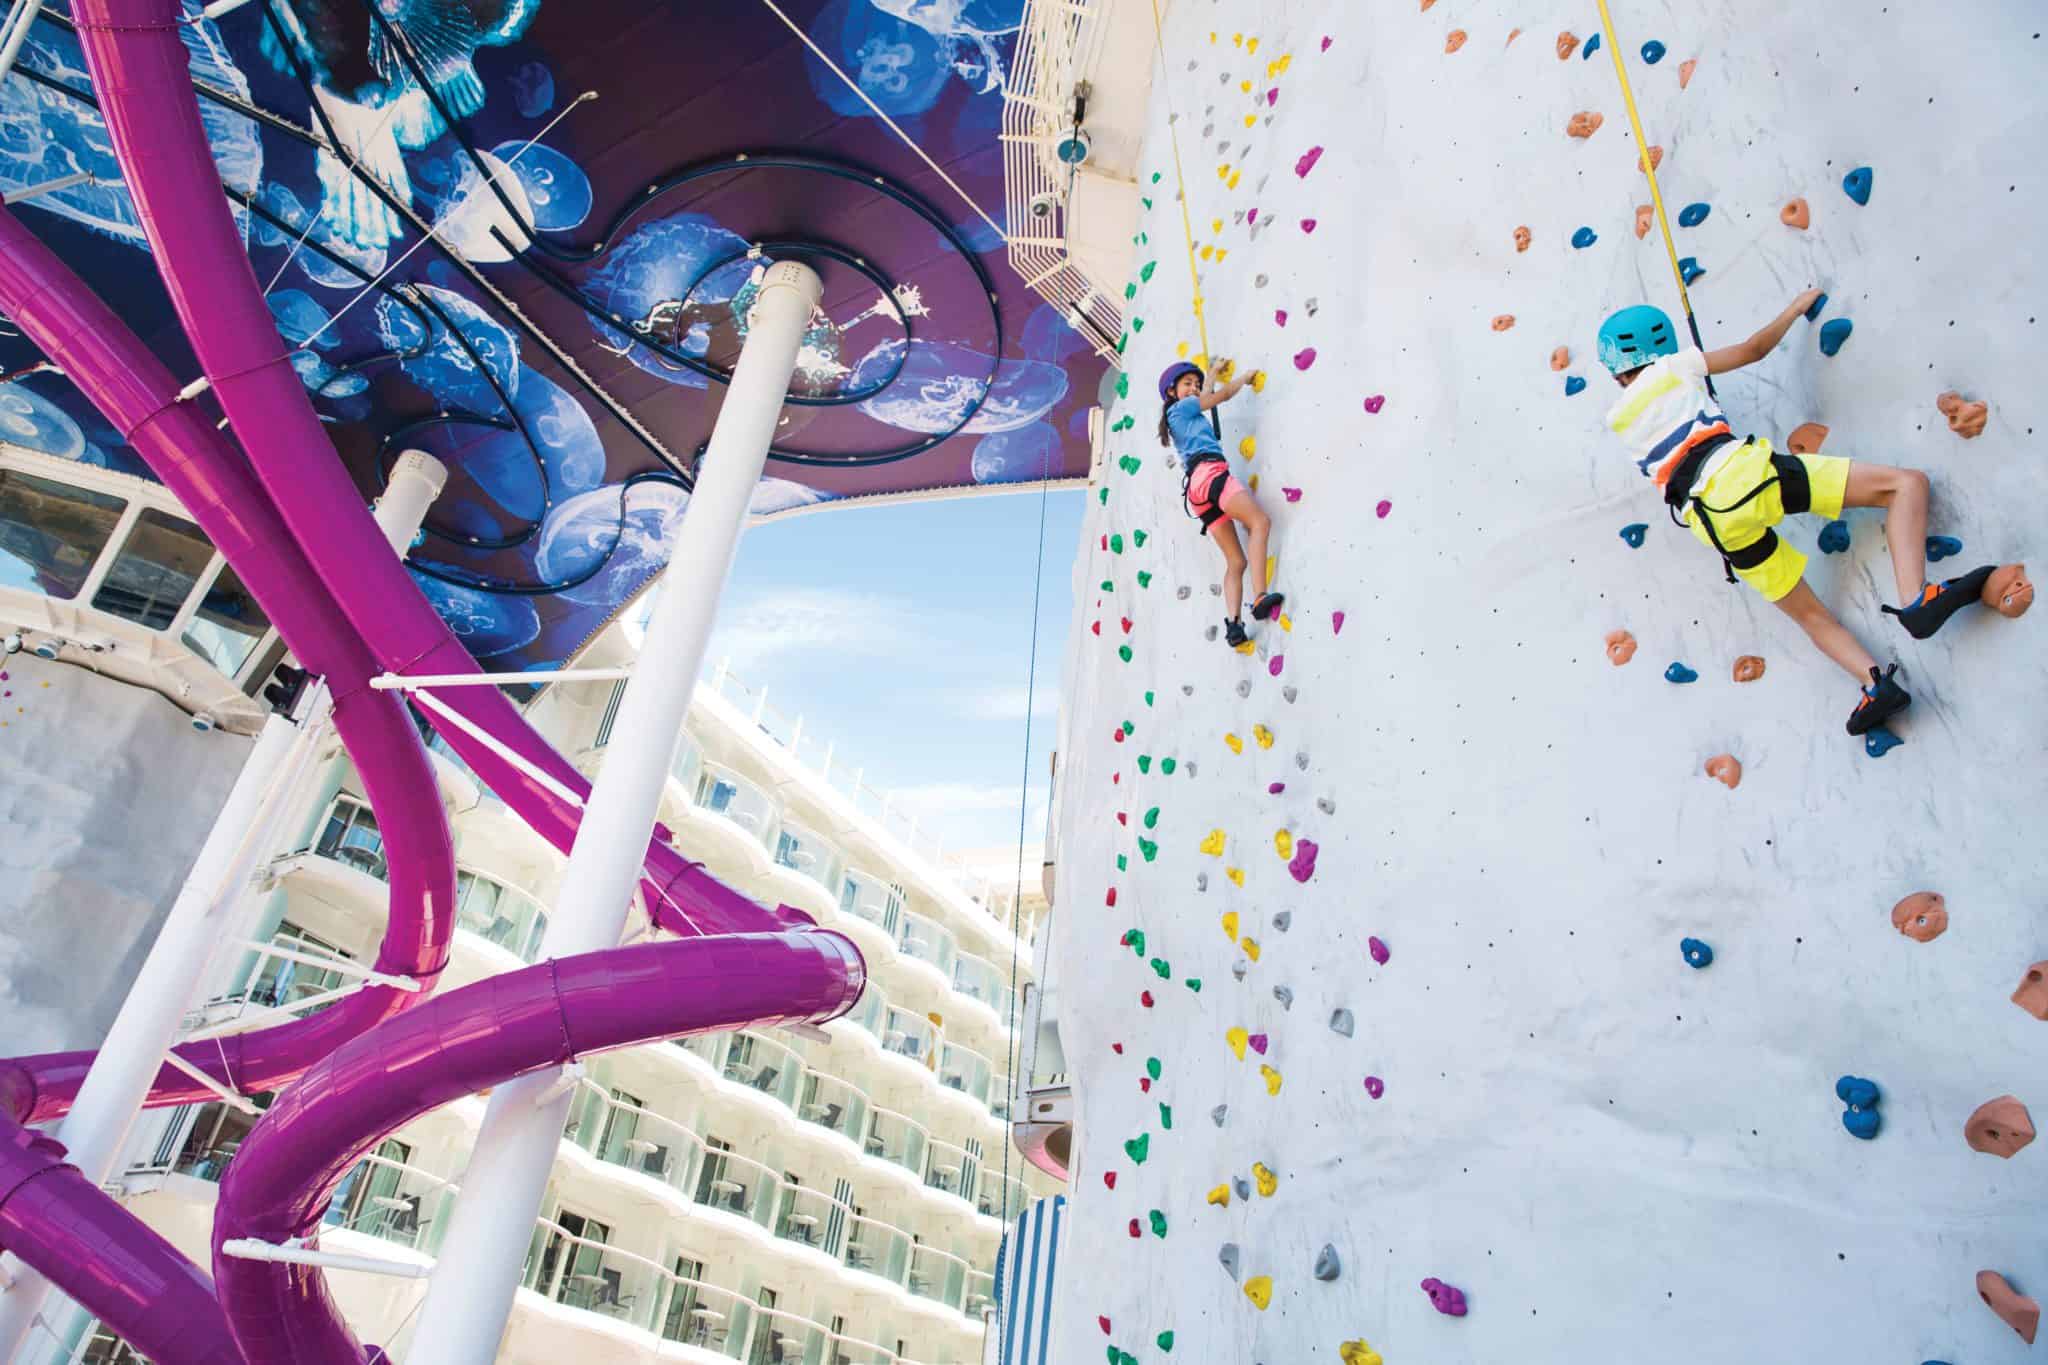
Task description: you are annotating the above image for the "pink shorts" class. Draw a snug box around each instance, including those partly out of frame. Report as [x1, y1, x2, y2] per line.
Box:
[1185, 458, 1246, 532]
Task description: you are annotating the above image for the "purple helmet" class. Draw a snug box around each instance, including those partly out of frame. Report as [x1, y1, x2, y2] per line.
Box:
[1158, 361, 1204, 401]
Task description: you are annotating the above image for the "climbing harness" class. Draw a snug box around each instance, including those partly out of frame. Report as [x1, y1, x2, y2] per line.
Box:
[1663, 435, 1817, 585]
[1182, 454, 1231, 532]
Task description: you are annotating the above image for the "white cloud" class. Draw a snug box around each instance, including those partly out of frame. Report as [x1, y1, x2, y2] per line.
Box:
[963, 685, 1061, 721]
[709, 586, 920, 673]
[889, 781, 1051, 848]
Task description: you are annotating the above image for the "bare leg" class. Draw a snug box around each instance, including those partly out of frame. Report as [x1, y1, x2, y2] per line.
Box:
[1774, 580, 1878, 682]
[1842, 462, 1930, 606]
[1208, 518, 1248, 619]
[1220, 488, 1271, 598]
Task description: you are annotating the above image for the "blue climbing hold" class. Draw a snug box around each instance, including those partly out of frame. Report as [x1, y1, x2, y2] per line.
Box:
[1619, 522, 1648, 547]
[1864, 727, 1904, 758]
[1678, 256, 1705, 286]
[1680, 937, 1713, 969]
[1583, 31, 1601, 59]
[1804, 291, 1829, 321]
[1677, 201, 1710, 227]
[1664, 662, 1699, 684]
[1641, 40, 1667, 64]
[1818, 318, 1853, 357]
[1836, 1075, 1882, 1139]
[1925, 535, 1963, 563]
[1818, 519, 1851, 555]
[1572, 226, 1598, 249]
[1842, 166, 1873, 206]
[1565, 375, 1588, 397]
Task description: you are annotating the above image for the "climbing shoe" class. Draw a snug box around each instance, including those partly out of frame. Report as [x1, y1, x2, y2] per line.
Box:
[1249, 591, 1285, 621]
[1846, 663, 1911, 737]
[1882, 564, 1994, 640]
[1223, 617, 1250, 648]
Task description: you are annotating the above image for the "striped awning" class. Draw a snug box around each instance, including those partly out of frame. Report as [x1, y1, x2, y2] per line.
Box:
[993, 1193, 1066, 1365]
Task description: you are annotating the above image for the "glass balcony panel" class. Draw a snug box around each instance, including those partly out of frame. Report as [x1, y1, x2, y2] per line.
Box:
[938, 1044, 993, 1106]
[720, 1031, 802, 1112]
[522, 1222, 662, 1331]
[181, 558, 271, 678]
[827, 1335, 902, 1365]
[893, 911, 957, 978]
[321, 1155, 457, 1253]
[0, 468, 126, 600]
[658, 1277, 755, 1358]
[965, 1269, 998, 1318]
[771, 1184, 845, 1254]
[675, 1031, 727, 1069]
[841, 1215, 911, 1285]
[879, 1008, 935, 1066]
[693, 763, 780, 850]
[951, 954, 1013, 1018]
[976, 1173, 1031, 1222]
[839, 984, 885, 1041]
[669, 732, 703, 798]
[797, 1071, 867, 1144]
[453, 869, 549, 963]
[863, 1108, 927, 1177]
[90, 507, 212, 630]
[691, 1145, 781, 1231]
[922, 1139, 980, 1203]
[837, 870, 901, 933]
[907, 1245, 968, 1312]
[755, 1312, 829, 1365]
[774, 821, 845, 894]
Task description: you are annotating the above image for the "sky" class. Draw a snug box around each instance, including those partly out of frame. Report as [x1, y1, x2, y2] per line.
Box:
[698, 486, 1083, 864]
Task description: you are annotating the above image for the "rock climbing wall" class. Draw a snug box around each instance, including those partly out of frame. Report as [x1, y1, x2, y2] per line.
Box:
[1048, 3, 2047, 1362]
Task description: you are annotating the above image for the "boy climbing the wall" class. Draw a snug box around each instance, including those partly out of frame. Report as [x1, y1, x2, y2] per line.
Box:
[1598, 292, 2030, 736]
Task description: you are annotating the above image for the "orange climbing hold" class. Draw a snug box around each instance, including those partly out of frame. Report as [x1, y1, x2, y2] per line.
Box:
[1733, 655, 1766, 683]
[1556, 30, 1580, 59]
[2013, 961, 2048, 1020]
[1635, 205, 1655, 239]
[1513, 225, 1531, 252]
[1704, 754, 1743, 790]
[1781, 197, 1811, 230]
[1506, 27, 1521, 45]
[1550, 346, 1570, 372]
[1678, 57, 1697, 88]
[1444, 29, 1466, 52]
[1567, 111, 1603, 139]
[1984, 564, 2034, 619]
[1491, 314, 1516, 332]
[1937, 391, 1989, 438]
[1604, 630, 1637, 666]
[1786, 422, 1829, 455]
[1418, 0, 1435, 10]
[1638, 145, 1665, 173]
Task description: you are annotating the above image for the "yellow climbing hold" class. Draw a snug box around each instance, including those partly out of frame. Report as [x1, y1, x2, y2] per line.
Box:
[1248, 474, 1259, 492]
[1226, 866, 1246, 886]
[1239, 81, 1252, 94]
[1244, 1276, 1273, 1310]
[1233, 639, 1255, 655]
[1225, 733, 1244, 755]
[1246, 36, 1260, 53]
[1217, 163, 1232, 181]
[1241, 936, 1261, 961]
[1207, 1183, 1231, 1208]
[1274, 829, 1293, 859]
[1177, 341, 1190, 359]
[1226, 1026, 1250, 1061]
[1214, 248, 1229, 262]
[1238, 435, 1256, 460]
[1248, 369, 1267, 392]
[1252, 1161, 1278, 1196]
[1253, 724, 1274, 750]
[1244, 113, 1257, 128]
[1279, 613, 1293, 632]
[1214, 357, 1236, 382]
[1211, 217, 1224, 233]
[1220, 910, 1240, 940]
[1199, 244, 1215, 262]
[1191, 352, 1209, 369]
[1226, 170, 1242, 190]
[1231, 32, 1242, 46]
[1260, 1064, 1283, 1095]
[1339, 1343, 1383, 1365]
[1265, 53, 1292, 79]
[1200, 828, 1227, 856]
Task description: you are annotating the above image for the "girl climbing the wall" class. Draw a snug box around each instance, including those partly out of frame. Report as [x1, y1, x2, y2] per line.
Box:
[1597, 292, 2033, 738]
[1158, 361, 1280, 648]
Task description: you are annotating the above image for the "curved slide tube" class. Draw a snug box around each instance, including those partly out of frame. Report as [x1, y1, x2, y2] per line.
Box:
[211, 930, 866, 1364]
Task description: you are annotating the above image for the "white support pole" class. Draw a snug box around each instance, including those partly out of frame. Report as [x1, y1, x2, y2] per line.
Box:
[373, 449, 449, 556]
[405, 260, 823, 1365]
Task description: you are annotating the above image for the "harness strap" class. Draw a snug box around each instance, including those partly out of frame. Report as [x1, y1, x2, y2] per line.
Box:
[1664, 435, 1787, 585]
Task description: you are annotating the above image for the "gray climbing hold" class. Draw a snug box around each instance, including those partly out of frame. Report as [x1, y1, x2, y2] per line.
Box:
[1236, 680, 1252, 699]
[1210, 583, 1223, 596]
[1305, 298, 1320, 317]
[1294, 751, 1310, 771]
[1202, 123, 1215, 138]
[1272, 910, 1292, 932]
[1316, 796, 1335, 815]
[1314, 1244, 1342, 1282]
[1232, 210, 1246, 225]
[1196, 872, 1209, 891]
[1282, 686, 1298, 703]
[1219, 1242, 1241, 1280]
[1231, 958, 1248, 981]
[1232, 1176, 1251, 1201]
[1184, 761, 1197, 777]
[1205, 625, 1219, 641]
[1274, 985, 1294, 1010]
[1329, 1008, 1354, 1038]
[1254, 274, 1269, 288]
[1181, 684, 1194, 696]
[1212, 1103, 1229, 1127]
[1177, 585, 1192, 601]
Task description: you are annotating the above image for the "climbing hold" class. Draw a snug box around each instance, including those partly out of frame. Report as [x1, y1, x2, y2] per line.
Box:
[1965, 1097, 2035, 1158]
[1145, 1056, 1162, 1081]
[1150, 957, 1171, 980]
[1134, 529, 1148, 548]
[1231, 1175, 1250, 1201]
[1330, 1007, 1355, 1037]
[1226, 1026, 1250, 1061]
[1550, 346, 1571, 372]
[1141, 806, 1160, 830]
[1571, 226, 1598, 249]
[1638, 145, 1664, 173]
[1362, 394, 1385, 415]
[1332, 610, 1346, 634]
[1221, 910, 1240, 941]
[1123, 929, 1146, 956]
[1202, 829, 1227, 856]
[1864, 728, 1904, 758]
[1513, 225, 1532, 253]
[1375, 499, 1392, 518]
[1680, 937, 1714, 969]
[1583, 31, 1601, 58]
[1274, 829, 1294, 859]
[1641, 39, 1666, 64]
[1240, 937, 1259, 963]
[2011, 962, 2048, 1020]
[1224, 733, 1244, 755]
[1619, 522, 1649, 548]
[1156, 1330, 1174, 1353]
[1294, 347, 1317, 371]
[1253, 724, 1274, 750]
[1836, 1075, 1883, 1139]
[1802, 292, 1830, 323]
[1781, 197, 1810, 230]
[1253, 1162, 1278, 1196]
[1677, 201, 1709, 226]
[1248, 369, 1267, 392]
[1364, 1075, 1385, 1099]
[1185, 977, 1202, 992]
[1288, 839, 1319, 882]
[1149, 1209, 1168, 1237]
[1247, 1032, 1268, 1055]
[1977, 1271, 2040, 1344]
[1678, 57, 1697, 87]
[1733, 655, 1766, 683]
[1444, 29, 1466, 53]
[1566, 111, 1604, 139]
[1565, 375, 1587, 397]
[1243, 1275, 1272, 1309]
[1118, 645, 1133, 663]
[1138, 572, 1153, 588]
[1125, 1132, 1151, 1163]
[1678, 256, 1704, 286]
[1315, 797, 1334, 815]
[1139, 990, 1154, 1008]
[1208, 1183, 1231, 1208]
[1315, 1245, 1342, 1282]
[1109, 533, 1123, 554]
[1819, 318, 1853, 357]
[1422, 1277, 1470, 1317]
[1340, 1343, 1383, 1365]
[1098, 1316, 1111, 1334]
[1212, 1104, 1229, 1127]
[1926, 535, 1963, 564]
[1128, 1218, 1141, 1239]
[1936, 391, 1989, 438]
[1294, 146, 1324, 178]
[1273, 985, 1293, 1010]
[1161, 757, 1176, 774]
[1491, 314, 1516, 332]
[1368, 936, 1390, 966]
[1841, 166, 1873, 206]
[1604, 630, 1638, 666]
[1220, 1244, 1242, 1281]
[1984, 564, 2035, 618]
[1634, 204, 1654, 239]
[1787, 422, 1829, 455]
[1281, 488, 1301, 504]
[1260, 1064, 1283, 1095]
[1664, 662, 1699, 684]
[1704, 755, 1742, 790]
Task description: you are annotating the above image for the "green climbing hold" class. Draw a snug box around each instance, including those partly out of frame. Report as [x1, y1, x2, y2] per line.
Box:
[1122, 719, 1135, 735]
[1143, 807, 1160, 829]
[1124, 1132, 1150, 1164]
[1141, 197, 1152, 210]
[1119, 456, 1141, 474]
[1161, 757, 1177, 774]
[1138, 837, 1158, 861]
[1115, 372, 1129, 400]
[1148, 1209, 1168, 1237]
[1118, 645, 1133, 663]
[1157, 1331, 1175, 1353]
[1146, 1056, 1162, 1080]
[1115, 332, 1128, 355]
[1133, 529, 1149, 548]
[1131, 317, 1144, 332]
[1151, 171, 1161, 183]
[1137, 754, 1152, 773]
[1126, 929, 1146, 957]
[1116, 854, 1127, 871]
[1109, 534, 1124, 554]
[1159, 1103, 1173, 1130]
[1124, 282, 1137, 300]
[1137, 571, 1152, 588]
[1144, 690, 1155, 706]
[1150, 957, 1170, 979]
[1140, 261, 1158, 283]
[1184, 977, 1201, 991]
[1097, 488, 1108, 505]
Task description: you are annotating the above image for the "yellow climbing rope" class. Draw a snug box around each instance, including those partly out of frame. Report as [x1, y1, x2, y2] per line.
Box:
[1594, 0, 1704, 346]
[1146, 0, 1214, 369]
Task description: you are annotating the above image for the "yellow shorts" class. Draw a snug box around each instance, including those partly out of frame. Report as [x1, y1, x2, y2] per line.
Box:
[1681, 438, 1851, 602]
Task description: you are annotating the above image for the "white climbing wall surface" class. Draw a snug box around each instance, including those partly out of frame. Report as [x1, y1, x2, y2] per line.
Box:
[1049, 3, 2047, 1362]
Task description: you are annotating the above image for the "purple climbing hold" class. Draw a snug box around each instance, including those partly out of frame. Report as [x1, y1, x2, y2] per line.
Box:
[1368, 936, 1390, 966]
[1363, 1075, 1385, 1099]
[1269, 655, 1285, 677]
[1268, 781, 1286, 794]
[1288, 838, 1319, 883]
[1247, 1033, 1269, 1056]
[1362, 395, 1386, 414]
[1571, 226, 1598, 249]
[1421, 1277, 1470, 1317]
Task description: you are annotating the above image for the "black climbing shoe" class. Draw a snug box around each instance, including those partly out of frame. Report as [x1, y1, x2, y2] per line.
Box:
[1846, 664, 1911, 737]
[1223, 617, 1250, 648]
[1882, 565, 1994, 640]
[1250, 591, 1285, 621]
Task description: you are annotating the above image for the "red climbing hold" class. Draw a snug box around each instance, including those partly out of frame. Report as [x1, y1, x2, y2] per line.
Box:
[1104, 1170, 1116, 1188]
[1091, 621, 1101, 635]
[1106, 887, 1118, 906]
[1128, 1219, 1141, 1238]
[1141, 990, 1155, 1008]
[1099, 1316, 1112, 1335]
[1121, 616, 1134, 632]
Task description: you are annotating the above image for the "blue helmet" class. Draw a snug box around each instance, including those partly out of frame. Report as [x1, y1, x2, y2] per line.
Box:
[1158, 361, 1204, 401]
[1597, 305, 1679, 376]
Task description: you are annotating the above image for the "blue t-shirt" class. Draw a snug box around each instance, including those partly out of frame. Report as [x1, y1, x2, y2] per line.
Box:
[1165, 396, 1223, 459]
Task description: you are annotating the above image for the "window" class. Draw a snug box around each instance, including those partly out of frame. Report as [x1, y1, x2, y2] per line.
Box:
[748, 1286, 780, 1365]
[171, 1096, 272, 1182]
[238, 921, 353, 1011]
[0, 467, 125, 599]
[325, 1137, 413, 1236]
[92, 506, 213, 629]
[76, 1323, 148, 1365]
[182, 557, 272, 677]
[315, 796, 385, 880]
[663, 1255, 708, 1342]
[535, 1208, 612, 1308]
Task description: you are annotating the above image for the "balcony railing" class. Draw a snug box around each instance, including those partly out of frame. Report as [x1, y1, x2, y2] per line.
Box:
[773, 819, 846, 896]
[321, 1154, 459, 1255]
[938, 1042, 993, 1108]
[863, 1106, 929, 1180]
[921, 1136, 980, 1204]
[796, 1070, 869, 1146]
[718, 1030, 805, 1112]
[880, 1007, 937, 1066]
[951, 953, 1015, 1019]
[693, 762, 780, 851]
[839, 869, 902, 934]
[907, 1242, 970, 1313]
[893, 909, 958, 979]
[975, 1172, 1030, 1223]
[453, 866, 549, 963]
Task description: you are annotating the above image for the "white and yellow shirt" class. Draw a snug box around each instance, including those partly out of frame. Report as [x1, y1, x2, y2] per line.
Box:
[1603, 346, 1735, 493]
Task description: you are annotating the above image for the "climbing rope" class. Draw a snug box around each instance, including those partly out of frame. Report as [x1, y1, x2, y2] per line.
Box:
[1146, 0, 1213, 368]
